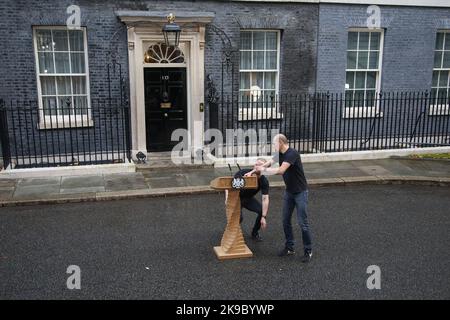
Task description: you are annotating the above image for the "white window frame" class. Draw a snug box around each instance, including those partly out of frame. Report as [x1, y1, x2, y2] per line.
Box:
[33, 26, 92, 129]
[239, 29, 282, 121]
[344, 28, 384, 119]
[430, 30, 450, 116]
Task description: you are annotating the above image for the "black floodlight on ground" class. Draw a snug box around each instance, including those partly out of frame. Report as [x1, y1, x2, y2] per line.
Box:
[136, 151, 147, 164]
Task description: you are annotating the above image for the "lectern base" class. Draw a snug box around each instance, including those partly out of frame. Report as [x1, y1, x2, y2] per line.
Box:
[214, 246, 253, 260]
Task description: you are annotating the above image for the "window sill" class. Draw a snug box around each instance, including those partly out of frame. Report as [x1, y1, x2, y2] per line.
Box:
[342, 107, 383, 119]
[238, 108, 283, 121]
[38, 119, 94, 130]
[429, 105, 450, 116]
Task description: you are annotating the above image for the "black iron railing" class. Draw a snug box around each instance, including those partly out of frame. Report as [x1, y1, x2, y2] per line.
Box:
[214, 91, 450, 157]
[0, 98, 131, 169]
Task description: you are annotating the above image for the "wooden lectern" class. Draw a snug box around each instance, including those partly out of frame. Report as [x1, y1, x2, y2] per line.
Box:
[210, 176, 258, 260]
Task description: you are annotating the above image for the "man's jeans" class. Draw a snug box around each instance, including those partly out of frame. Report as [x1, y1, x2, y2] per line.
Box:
[240, 197, 263, 236]
[282, 190, 312, 253]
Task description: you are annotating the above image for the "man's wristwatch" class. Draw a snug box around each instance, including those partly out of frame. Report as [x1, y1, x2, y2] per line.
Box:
[262, 216, 267, 219]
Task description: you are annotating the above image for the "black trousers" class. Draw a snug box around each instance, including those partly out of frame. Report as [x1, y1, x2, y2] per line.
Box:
[240, 197, 263, 236]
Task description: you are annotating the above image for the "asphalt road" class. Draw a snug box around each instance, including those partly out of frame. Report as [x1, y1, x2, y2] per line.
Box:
[0, 184, 449, 299]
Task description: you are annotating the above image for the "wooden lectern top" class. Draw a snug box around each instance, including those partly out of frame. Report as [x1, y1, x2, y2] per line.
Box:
[210, 176, 258, 190]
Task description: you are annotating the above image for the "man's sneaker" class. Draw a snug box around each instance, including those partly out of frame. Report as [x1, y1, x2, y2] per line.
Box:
[278, 247, 295, 257]
[301, 251, 313, 263]
[251, 233, 263, 242]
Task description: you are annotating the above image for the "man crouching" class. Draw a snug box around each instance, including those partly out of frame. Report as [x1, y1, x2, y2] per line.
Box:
[225, 158, 270, 241]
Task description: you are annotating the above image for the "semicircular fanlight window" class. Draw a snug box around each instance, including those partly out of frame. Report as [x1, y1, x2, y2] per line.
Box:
[144, 43, 185, 64]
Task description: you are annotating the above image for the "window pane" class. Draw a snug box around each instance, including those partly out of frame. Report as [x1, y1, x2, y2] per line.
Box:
[445, 33, 450, 50]
[54, 52, 71, 73]
[42, 97, 57, 116]
[74, 96, 88, 115]
[354, 91, 365, 106]
[434, 51, 443, 68]
[443, 51, 450, 68]
[240, 51, 251, 69]
[251, 72, 264, 89]
[370, 32, 380, 50]
[40, 76, 56, 95]
[366, 90, 376, 107]
[253, 32, 265, 50]
[347, 32, 358, 50]
[369, 51, 379, 69]
[59, 96, 72, 115]
[53, 30, 69, 51]
[240, 91, 251, 102]
[345, 90, 354, 108]
[438, 71, 449, 87]
[357, 51, 369, 69]
[265, 51, 277, 69]
[358, 32, 369, 50]
[36, 29, 53, 51]
[38, 52, 54, 73]
[355, 72, 366, 89]
[266, 32, 277, 50]
[432, 71, 439, 87]
[437, 88, 448, 101]
[346, 72, 355, 89]
[435, 33, 445, 50]
[72, 76, 86, 94]
[347, 51, 357, 69]
[69, 30, 84, 51]
[431, 89, 437, 104]
[240, 72, 250, 90]
[366, 72, 376, 89]
[56, 76, 72, 95]
[263, 90, 276, 100]
[264, 72, 276, 90]
[253, 51, 264, 70]
[70, 52, 85, 73]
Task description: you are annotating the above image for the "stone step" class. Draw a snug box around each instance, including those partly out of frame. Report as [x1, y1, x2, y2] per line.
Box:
[136, 160, 213, 171]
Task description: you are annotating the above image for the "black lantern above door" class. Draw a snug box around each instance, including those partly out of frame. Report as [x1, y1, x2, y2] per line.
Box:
[162, 13, 181, 48]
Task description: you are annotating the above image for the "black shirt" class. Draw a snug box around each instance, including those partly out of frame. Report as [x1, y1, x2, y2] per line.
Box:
[278, 148, 308, 193]
[235, 169, 270, 199]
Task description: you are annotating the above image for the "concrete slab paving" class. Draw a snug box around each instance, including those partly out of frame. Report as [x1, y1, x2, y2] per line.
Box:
[0, 188, 14, 200]
[13, 185, 61, 198]
[145, 174, 189, 188]
[104, 172, 148, 192]
[60, 175, 104, 189]
[60, 186, 106, 194]
[358, 165, 393, 176]
[306, 167, 367, 179]
[400, 159, 450, 173]
[0, 179, 17, 188]
[17, 177, 61, 187]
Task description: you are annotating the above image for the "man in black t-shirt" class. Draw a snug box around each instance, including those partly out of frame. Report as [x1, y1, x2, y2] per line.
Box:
[226, 158, 270, 241]
[254, 134, 313, 263]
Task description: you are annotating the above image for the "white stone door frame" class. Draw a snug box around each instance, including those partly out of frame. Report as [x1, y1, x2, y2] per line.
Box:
[118, 12, 215, 159]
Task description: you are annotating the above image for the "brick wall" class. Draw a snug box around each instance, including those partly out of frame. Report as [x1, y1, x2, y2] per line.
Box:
[317, 3, 450, 92]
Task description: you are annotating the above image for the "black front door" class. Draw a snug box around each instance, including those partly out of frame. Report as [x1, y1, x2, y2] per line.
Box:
[144, 68, 187, 152]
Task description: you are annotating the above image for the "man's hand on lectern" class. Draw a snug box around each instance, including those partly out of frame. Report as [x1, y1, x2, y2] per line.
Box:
[244, 170, 255, 177]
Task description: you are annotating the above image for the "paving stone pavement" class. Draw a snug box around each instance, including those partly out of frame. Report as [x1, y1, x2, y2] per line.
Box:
[0, 158, 448, 205]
